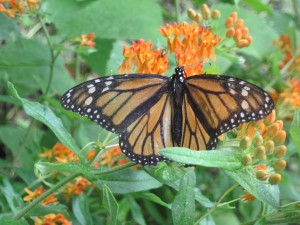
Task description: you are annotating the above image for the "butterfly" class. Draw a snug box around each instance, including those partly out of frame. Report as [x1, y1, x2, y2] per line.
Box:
[61, 67, 274, 166]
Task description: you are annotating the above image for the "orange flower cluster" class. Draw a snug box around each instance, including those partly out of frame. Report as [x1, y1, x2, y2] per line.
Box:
[274, 34, 300, 73]
[75, 33, 96, 48]
[0, 0, 39, 17]
[118, 39, 169, 74]
[35, 214, 72, 225]
[271, 78, 300, 120]
[225, 12, 252, 48]
[64, 177, 91, 201]
[23, 186, 58, 205]
[100, 146, 129, 168]
[40, 143, 76, 163]
[160, 22, 221, 75]
[231, 110, 287, 185]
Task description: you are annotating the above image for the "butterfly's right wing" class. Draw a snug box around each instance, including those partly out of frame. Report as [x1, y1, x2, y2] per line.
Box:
[61, 74, 170, 133]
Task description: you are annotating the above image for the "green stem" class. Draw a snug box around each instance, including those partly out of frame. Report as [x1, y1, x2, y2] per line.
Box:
[37, 13, 60, 97]
[14, 172, 81, 220]
[217, 183, 239, 205]
[174, 0, 180, 23]
[90, 162, 136, 176]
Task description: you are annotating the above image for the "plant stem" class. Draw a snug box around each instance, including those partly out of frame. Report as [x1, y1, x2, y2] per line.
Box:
[174, 0, 180, 23]
[37, 13, 59, 97]
[90, 162, 136, 176]
[14, 172, 81, 220]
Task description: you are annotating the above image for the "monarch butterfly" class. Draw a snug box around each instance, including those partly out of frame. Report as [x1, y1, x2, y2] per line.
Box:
[61, 67, 274, 166]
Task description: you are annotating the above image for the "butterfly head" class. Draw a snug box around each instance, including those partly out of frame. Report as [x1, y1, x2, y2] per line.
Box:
[174, 67, 185, 78]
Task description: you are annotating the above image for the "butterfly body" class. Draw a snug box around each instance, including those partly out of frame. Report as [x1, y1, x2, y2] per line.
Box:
[61, 67, 274, 166]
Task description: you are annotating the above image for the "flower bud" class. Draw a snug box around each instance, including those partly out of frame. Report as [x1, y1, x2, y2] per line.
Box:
[264, 110, 276, 124]
[241, 27, 249, 38]
[242, 154, 252, 166]
[273, 130, 286, 144]
[274, 145, 287, 158]
[235, 19, 244, 29]
[253, 135, 263, 147]
[187, 8, 196, 19]
[201, 4, 211, 20]
[211, 9, 221, 19]
[264, 140, 274, 153]
[225, 17, 233, 27]
[194, 13, 202, 23]
[268, 173, 282, 185]
[237, 39, 249, 48]
[273, 160, 286, 171]
[234, 29, 242, 41]
[254, 146, 266, 159]
[275, 120, 283, 130]
[240, 136, 251, 150]
[267, 123, 279, 138]
[230, 12, 238, 23]
[245, 36, 252, 46]
[226, 27, 235, 38]
[256, 170, 269, 180]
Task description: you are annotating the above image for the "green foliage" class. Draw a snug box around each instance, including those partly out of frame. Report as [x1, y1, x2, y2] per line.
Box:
[1, 0, 299, 224]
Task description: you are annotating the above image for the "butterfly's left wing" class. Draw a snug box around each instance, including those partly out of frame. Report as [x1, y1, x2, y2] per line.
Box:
[181, 75, 274, 150]
[61, 74, 174, 166]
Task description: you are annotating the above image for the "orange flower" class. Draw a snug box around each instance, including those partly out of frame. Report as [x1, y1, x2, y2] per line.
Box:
[241, 190, 256, 203]
[23, 186, 58, 205]
[118, 39, 168, 74]
[271, 78, 300, 120]
[159, 22, 221, 73]
[86, 149, 99, 168]
[35, 214, 72, 225]
[64, 177, 91, 201]
[274, 34, 300, 73]
[40, 143, 77, 163]
[0, 0, 39, 17]
[75, 33, 96, 48]
[101, 146, 129, 168]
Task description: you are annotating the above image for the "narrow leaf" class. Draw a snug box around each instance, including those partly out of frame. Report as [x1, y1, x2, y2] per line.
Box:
[8, 82, 83, 160]
[160, 147, 242, 170]
[35, 162, 89, 176]
[290, 108, 300, 150]
[103, 185, 119, 225]
[224, 169, 280, 208]
[172, 168, 196, 225]
[126, 195, 146, 225]
[72, 194, 93, 225]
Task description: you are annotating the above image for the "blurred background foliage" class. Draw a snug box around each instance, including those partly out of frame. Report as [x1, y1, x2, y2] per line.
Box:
[0, 0, 300, 224]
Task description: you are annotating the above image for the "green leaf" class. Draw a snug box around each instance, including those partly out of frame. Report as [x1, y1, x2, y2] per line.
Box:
[0, 14, 21, 42]
[0, 216, 28, 225]
[155, 162, 185, 181]
[290, 108, 300, 150]
[159, 148, 242, 170]
[172, 168, 195, 225]
[92, 168, 162, 194]
[82, 38, 115, 75]
[133, 192, 171, 209]
[8, 82, 83, 160]
[25, 204, 68, 216]
[0, 177, 24, 213]
[126, 195, 146, 225]
[243, 0, 272, 15]
[0, 39, 75, 96]
[35, 162, 90, 176]
[265, 209, 300, 224]
[224, 169, 280, 208]
[72, 194, 93, 225]
[144, 167, 215, 208]
[44, 0, 164, 41]
[103, 185, 119, 225]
